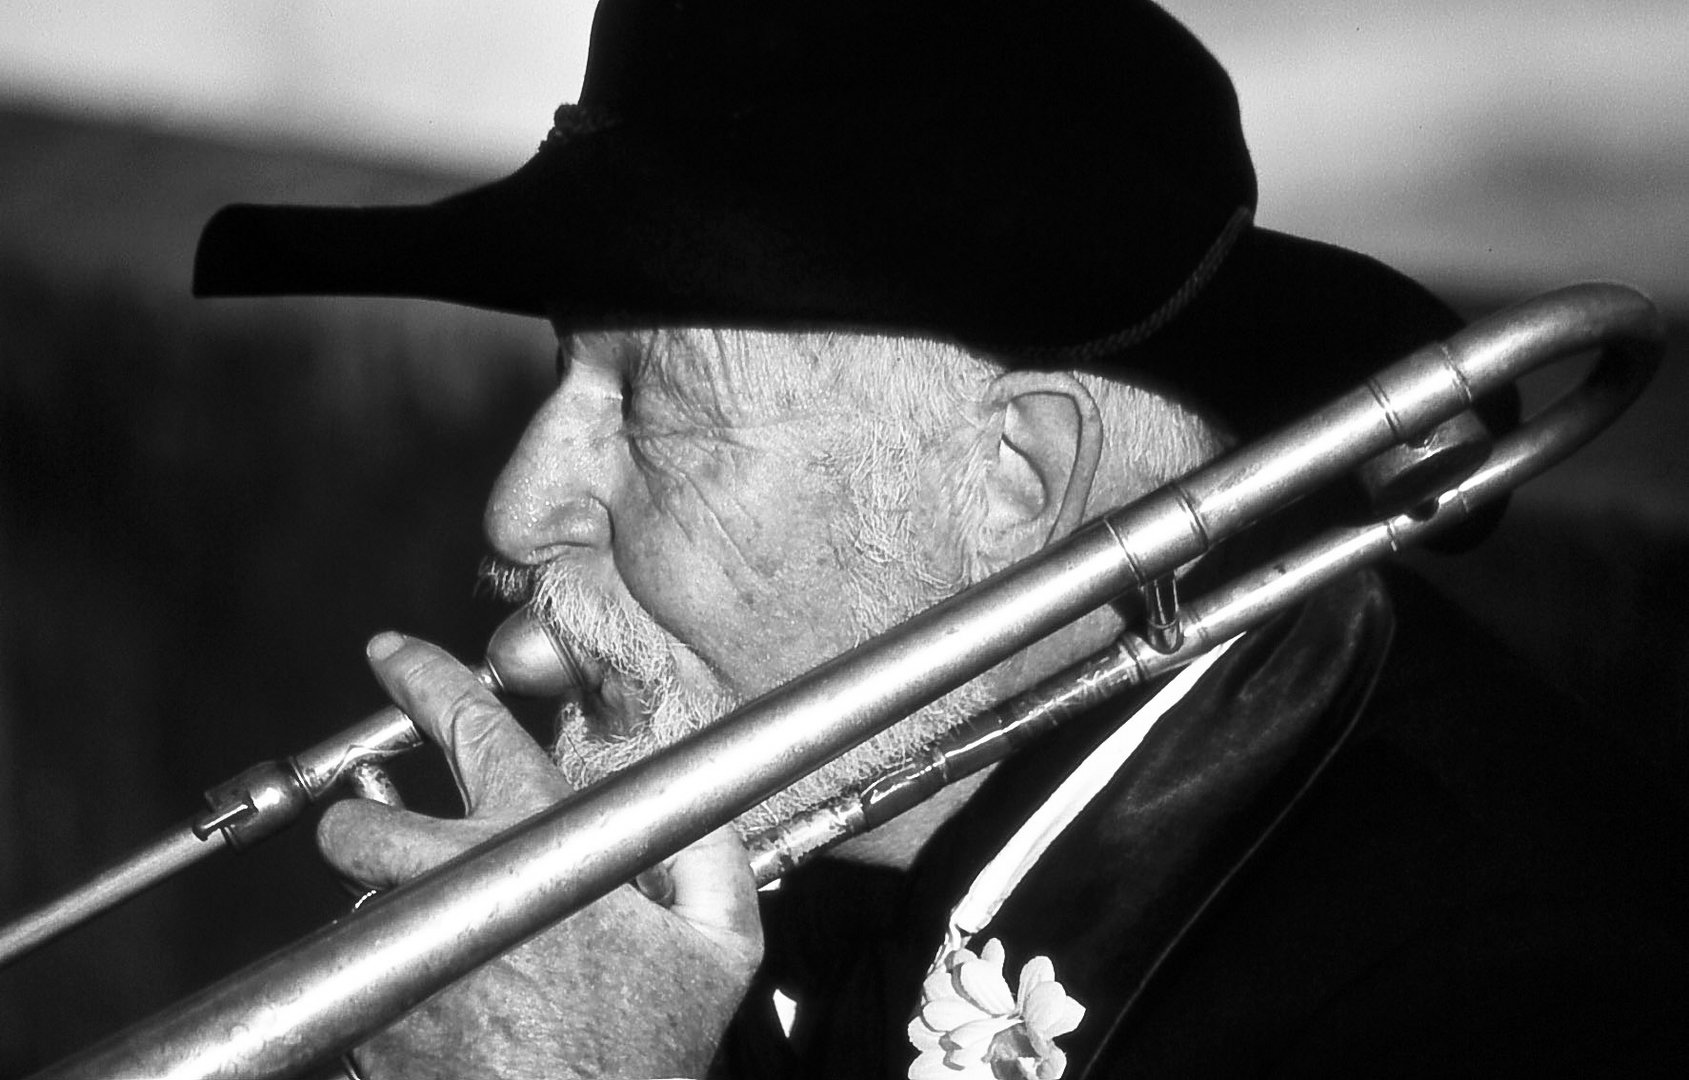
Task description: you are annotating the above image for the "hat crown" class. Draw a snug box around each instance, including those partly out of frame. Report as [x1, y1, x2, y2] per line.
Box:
[575, 0, 1255, 217]
[196, 0, 1263, 357]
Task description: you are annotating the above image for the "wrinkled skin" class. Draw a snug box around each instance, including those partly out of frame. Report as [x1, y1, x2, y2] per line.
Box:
[315, 326, 1099, 1076]
[319, 632, 762, 1079]
[317, 328, 967, 1078]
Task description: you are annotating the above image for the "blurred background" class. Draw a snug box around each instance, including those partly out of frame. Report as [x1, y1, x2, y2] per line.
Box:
[1, 1, 1684, 1072]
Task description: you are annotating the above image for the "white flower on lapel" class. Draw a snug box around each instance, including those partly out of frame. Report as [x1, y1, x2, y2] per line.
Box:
[907, 937, 1086, 1079]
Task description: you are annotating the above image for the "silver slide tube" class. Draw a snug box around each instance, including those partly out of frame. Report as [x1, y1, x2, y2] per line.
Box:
[31, 283, 1662, 1079]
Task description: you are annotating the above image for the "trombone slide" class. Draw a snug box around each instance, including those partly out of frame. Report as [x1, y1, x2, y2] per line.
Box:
[23, 283, 1665, 1080]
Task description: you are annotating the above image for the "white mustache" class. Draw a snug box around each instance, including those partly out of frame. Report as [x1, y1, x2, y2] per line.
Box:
[482, 557, 677, 703]
[478, 556, 738, 786]
[478, 551, 988, 837]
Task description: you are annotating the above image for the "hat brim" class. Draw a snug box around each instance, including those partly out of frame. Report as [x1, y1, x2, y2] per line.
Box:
[196, 190, 1514, 551]
[194, 165, 1515, 444]
[194, 105, 1249, 347]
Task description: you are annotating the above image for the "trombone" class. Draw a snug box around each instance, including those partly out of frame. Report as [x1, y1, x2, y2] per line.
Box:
[15, 283, 1665, 1079]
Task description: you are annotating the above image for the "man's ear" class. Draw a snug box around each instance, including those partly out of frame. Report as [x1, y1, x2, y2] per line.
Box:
[977, 370, 1103, 558]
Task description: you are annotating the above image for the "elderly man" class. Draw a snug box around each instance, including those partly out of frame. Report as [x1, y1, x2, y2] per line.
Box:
[194, 1, 1682, 1077]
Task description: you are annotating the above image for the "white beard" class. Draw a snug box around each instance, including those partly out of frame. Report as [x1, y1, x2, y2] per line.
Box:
[481, 563, 991, 841]
[480, 438, 988, 839]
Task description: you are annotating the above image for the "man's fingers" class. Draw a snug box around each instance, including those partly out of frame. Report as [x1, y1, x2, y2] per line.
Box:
[317, 798, 482, 889]
[365, 631, 568, 815]
[665, 824, 763, 967]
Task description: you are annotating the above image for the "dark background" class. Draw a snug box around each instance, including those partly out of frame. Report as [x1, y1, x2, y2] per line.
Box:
[1, 106, 1684, 1075]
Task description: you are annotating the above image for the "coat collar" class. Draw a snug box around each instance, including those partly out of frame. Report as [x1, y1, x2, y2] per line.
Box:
[906, 569, 1395, 1077]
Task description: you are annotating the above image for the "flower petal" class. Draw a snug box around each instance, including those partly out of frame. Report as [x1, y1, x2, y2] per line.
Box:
[923, 966, 959, 1003]
[1015, 956, 1056, 1007]
[957, 955, 1016, 1015]
[949, 1015, 1019, 1050]
[1036, 1045, 1069, 1080]
[910, 1048, 964, 1079]
[924, 995, 991, 1030]
[942, 1043, 996, 1076]
[1021, 982, 1085, 1038]
[908, 1015, 945, 1053]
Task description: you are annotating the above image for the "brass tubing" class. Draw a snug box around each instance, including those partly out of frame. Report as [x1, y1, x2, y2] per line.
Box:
[0, 609, 580, 972]
[0, 821, 219, 969]
[747, 307, 1659, 883]
[32, 284, 1663, 1080]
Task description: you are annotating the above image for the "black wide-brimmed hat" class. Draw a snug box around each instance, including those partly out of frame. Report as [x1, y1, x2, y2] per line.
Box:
[195, 0, 1510, 456]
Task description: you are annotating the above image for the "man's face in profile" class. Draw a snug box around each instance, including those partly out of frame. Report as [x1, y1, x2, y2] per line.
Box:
[482, 324, 993, 831]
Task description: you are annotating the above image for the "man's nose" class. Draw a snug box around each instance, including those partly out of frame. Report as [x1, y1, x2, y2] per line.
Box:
[483, 393, 618, 564]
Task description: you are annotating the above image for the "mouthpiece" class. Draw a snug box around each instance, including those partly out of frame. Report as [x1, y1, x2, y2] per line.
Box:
[482, 607, 584, 698]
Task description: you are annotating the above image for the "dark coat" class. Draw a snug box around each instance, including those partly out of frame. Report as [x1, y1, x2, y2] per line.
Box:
[721, 568, 1686, 1077]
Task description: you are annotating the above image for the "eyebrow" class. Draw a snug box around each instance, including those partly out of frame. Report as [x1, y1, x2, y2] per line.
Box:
[569, 327, 828, 426]
[661, 332, 751, 424]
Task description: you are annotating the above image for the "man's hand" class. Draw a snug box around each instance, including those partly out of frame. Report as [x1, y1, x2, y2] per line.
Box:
[317, 631, 763, 1080]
